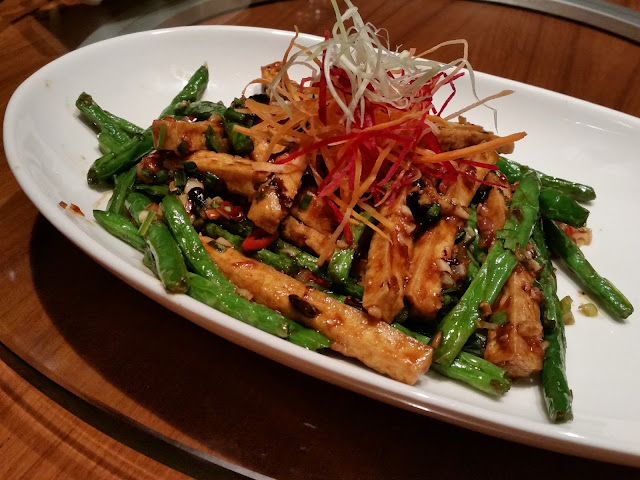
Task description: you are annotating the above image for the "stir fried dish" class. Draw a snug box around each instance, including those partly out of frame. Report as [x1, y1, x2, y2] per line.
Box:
[79, 0, 633, 423]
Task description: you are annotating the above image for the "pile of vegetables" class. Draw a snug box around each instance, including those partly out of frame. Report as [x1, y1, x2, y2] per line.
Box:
[78, 0, 632, 424]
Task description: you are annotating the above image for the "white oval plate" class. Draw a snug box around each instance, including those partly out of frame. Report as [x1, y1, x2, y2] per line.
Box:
[5, 26, 640, 466]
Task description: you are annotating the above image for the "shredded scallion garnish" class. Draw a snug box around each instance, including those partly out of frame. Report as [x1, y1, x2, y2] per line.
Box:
[269, 0, 476, 128]
[137, 210, 157, 236]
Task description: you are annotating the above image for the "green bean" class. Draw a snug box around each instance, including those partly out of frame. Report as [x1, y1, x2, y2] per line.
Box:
[496, 170, 542, 251]
[462, 331, 486, 358]
[204, 223, 244, 249]
[288, 321, 332, 350]
[204, 223, 297, 274]
[142, 248, 157, 275]
[497, 157, 595, 202]
[87, 65, 209, 185]
[107, 165, 138, 215]
[327, 248, 353, 283]
[253, 249, 297, 275]
[392, 323, 430, 343]
[217, 218, 255, 237]
[159, 65, 209, 118]
[224, 120, 254, 156]
[543, 218, 633, 319]
[97, 132, 123, 153]
[134, 184, 170, 198]
[93, 210, 146, 252]
[187, 273, 289, 338]
[432, 353, 511, 396]
[223, 105, 250, 123]
[328, 214, 370, 283]
[87, 134, 154, 185]
[532, 232, 559, 331]
[144, 221, 189, 293]
[274, 239, 323, 274]
[337, 277, 364, 299]
[160, 195, 224, 283]
[119, 201, 324, 345]
[125, 192, 152, 226]
[204, 222, 348, 301]
[220, 107, 254, 155]
[104, 111, 144, 135]
[178, 100, 227, 120]
[539, 188, 589, 227]
[76, 92, 131, 147]
[392, 323, 510, 396]
[204, 223, 360, 291]
[434, 171, 541, 366]
[434, 242, 518, 366]
[273, 239, 363, 298]
[532, 222, 573, 423]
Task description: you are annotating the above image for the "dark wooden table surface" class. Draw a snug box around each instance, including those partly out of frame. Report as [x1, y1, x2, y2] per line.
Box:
[1, 0, 640, 478]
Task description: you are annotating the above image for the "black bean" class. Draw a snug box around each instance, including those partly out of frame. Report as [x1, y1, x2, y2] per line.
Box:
[188, 187, 206, 208]
[407, 192, 441, 237]
[289, 294, 319, 318]
[248, 93, 270, 104]
[471, 185, 490, 205]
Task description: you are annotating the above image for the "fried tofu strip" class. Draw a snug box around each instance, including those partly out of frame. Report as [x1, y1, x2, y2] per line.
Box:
[484, 265, 545, 378]
[474, 178, 545, 377]
[248, 155, 308, 234]
[417, 151, 500, 218]
[470, 177, 544, 377]
[281, 216, 334, 258]
[188, 150, 268, 198]
[477, 184, 509, 250]
[405, 218, 459, 319]
[443, 150, 500, 208]
[290, 189, 337, 236]
[363, 188, 414, 323]
[436, 118, 514, 155]
[250, 137, 286, 162]
[152, 116, 224, 153]
[202, 243, 433, 384]
[404, 152, 499, 319]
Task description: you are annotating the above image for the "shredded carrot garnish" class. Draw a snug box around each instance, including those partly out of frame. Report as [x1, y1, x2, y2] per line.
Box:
[318, 206, 352, 265]
[414, 132, 526, 164]
[241, 1, 526, 259]
[443, 90, 514, 121]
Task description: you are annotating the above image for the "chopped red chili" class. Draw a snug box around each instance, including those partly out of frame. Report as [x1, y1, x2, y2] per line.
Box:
[241, 228, 278, 251]
[219, 201, 245, 221]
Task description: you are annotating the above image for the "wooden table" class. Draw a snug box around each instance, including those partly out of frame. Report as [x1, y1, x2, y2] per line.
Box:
[1, 0, 640, 478]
